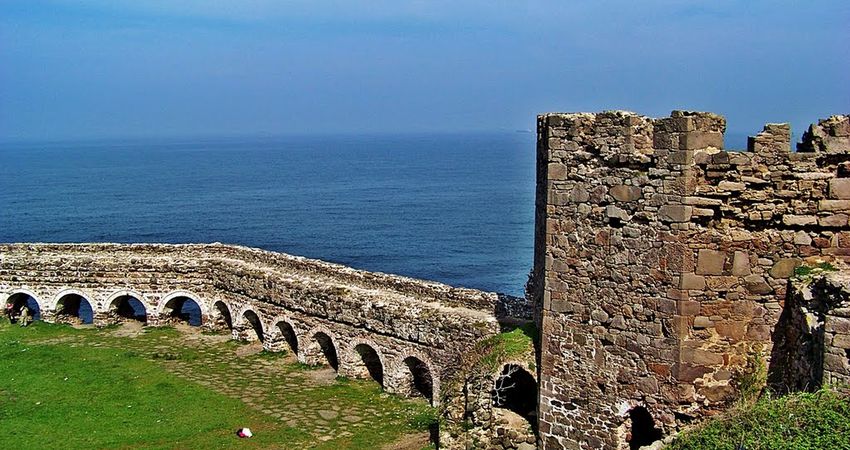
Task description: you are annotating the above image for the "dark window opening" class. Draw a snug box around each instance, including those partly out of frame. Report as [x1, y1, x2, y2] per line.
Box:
[314, 332, 339, 370]
[628, 406, 662, 450]
[354, 343, 384, 386]
[56, 294, 94, 324]
[242, 310, 264, 342]
[164, 296, 202, 326]
[277, 322, 298, 355]
[404, 356, 434, 402]
[111, 296, 147, 322]
[492, 364, 537, 425]
[213, 301, 233, 329]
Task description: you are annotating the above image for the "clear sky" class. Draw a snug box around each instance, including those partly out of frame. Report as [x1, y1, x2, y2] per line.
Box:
[1, 1, 848, 141]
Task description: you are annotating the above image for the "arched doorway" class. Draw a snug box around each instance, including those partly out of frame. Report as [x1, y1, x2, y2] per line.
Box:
[353, 343, 384, 386]
[402, 356, 434, 403]
[627, 406, 662, 450]
[161, 295, 202, 326]
[55, 293, 94, 325]
[492, 364, 537, 426]
[212, 301, 233, 331]
[311, 332, 339, 370]
[108, 295, 147, 323]
[241, 310, 264, 342]
[6, 292, 41, 322]
[275, 321, 298, 355]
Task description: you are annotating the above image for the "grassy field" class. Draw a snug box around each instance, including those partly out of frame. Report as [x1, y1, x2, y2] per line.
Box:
[670, 387, 850, 450]
[0, 321, 435, 449]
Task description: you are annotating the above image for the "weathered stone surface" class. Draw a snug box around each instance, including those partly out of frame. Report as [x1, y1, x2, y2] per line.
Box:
[696, 250, 726, 275]
[770, 258, 802, 279]
[819, 200, 850, 212]
[731, 251, 751, 276]
[610, 185, 642, 202]
[829, 178, 850, 199]
[535, 110, 850, 450]
[680, 273, 706, 290]
[659, 205, 693, 222]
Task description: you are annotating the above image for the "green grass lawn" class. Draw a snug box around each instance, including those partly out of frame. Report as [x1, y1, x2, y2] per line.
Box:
[0, 321, 435, 449]
[669, 387, 850, 450]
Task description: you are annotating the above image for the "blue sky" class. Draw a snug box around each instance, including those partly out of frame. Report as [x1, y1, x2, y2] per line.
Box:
[1, 1, 848, 140]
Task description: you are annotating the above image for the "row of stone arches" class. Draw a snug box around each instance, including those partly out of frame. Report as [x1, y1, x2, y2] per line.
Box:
[208, 301, 438, 405]
[3, 289, 206, 326]
[4, 289, 439, 405]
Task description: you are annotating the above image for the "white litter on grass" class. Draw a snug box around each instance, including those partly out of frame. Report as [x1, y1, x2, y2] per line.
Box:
[236, 427, 253, 438]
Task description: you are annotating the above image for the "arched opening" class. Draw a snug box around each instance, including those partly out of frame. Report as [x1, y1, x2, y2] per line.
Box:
[162, 296, 202, 326]
[276, 321, 298, 355]
[6, 293, 41, 322]
[109, 295, 147, 323]
[55, 293, 94, 325]
[403, 356, 434, 403]
[354, 343, 384, 386]
[313, 332, 339, 370]
[212, 301, 233, 330]
[492, 364, 537, 425]
[241, 310, 264, 342]
[627, 406, 662, 450]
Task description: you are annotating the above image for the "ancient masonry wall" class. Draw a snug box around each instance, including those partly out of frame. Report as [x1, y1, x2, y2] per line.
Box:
[0, 243, 505, 406]
[778, 272, 850, 390]
[534, 111, 850, 449]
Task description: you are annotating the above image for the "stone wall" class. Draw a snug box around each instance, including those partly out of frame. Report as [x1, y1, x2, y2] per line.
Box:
[534, 111, 850, 449]
[0, 242, 506, 407]
[775, 272, 850, 391]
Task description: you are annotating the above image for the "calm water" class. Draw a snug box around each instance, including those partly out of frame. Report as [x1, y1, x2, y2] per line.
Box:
[0, 133, 536, 296]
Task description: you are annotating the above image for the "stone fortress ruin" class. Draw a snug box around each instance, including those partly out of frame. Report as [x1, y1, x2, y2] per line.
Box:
[2, 110, 849, 449]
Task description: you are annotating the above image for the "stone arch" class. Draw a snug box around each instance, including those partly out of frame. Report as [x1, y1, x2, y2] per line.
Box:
[51, 288, 96, 325]
[397, 354, 437, 405]
[237, 308, 265, 342]
[492, 363, 537, 427]
[305, 326, 339, 371]
[4, 289, 44, 322]
[210, 300, 234, 331]
[350, 340, 385, 387]
[157, 291, 205, 326]
[624, 405, 662, 450]
[105, 290, 152, 323]
[271, 316, 300, 356]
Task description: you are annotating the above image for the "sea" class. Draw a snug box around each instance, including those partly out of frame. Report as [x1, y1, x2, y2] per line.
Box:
[0, 133, 537, 297]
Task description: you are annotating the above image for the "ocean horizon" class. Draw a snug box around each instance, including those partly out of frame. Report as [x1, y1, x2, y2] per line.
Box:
[0, 132, 537, 296]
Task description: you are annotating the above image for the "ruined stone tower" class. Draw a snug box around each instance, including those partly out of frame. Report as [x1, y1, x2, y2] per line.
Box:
[533, 111, 850, 449]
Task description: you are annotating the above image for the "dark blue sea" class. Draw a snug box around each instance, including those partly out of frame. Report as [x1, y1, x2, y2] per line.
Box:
[0, 133, 536, 296]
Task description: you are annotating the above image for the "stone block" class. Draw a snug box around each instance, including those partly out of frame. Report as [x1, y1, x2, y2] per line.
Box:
[769, 258, 801, 279]
[782, 215, 817, 226]
[793, 231, 812, 246]
[717, 181, 745, 192]
[731, 251, 751, 276]
[693, 316, 713, 329]
[548, 163, 567, 180]
[606, 205, 629, 221]
[715, 321, 746, 342]
[820, 214, 849, 227]
[696, 249, 726, 275]
[609, 185, 642, 202]
[659, 205, 693, 223]
[681, 348, 723, 366]
[678, 300, 701, 316]
[819, 200, 850, 212]
[680, 273, 706, 290]
[831, 334, 850, 349]
[680, 131, 723, 150]
[829, 178, 850, 199]
[744, 275, 772, 294]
